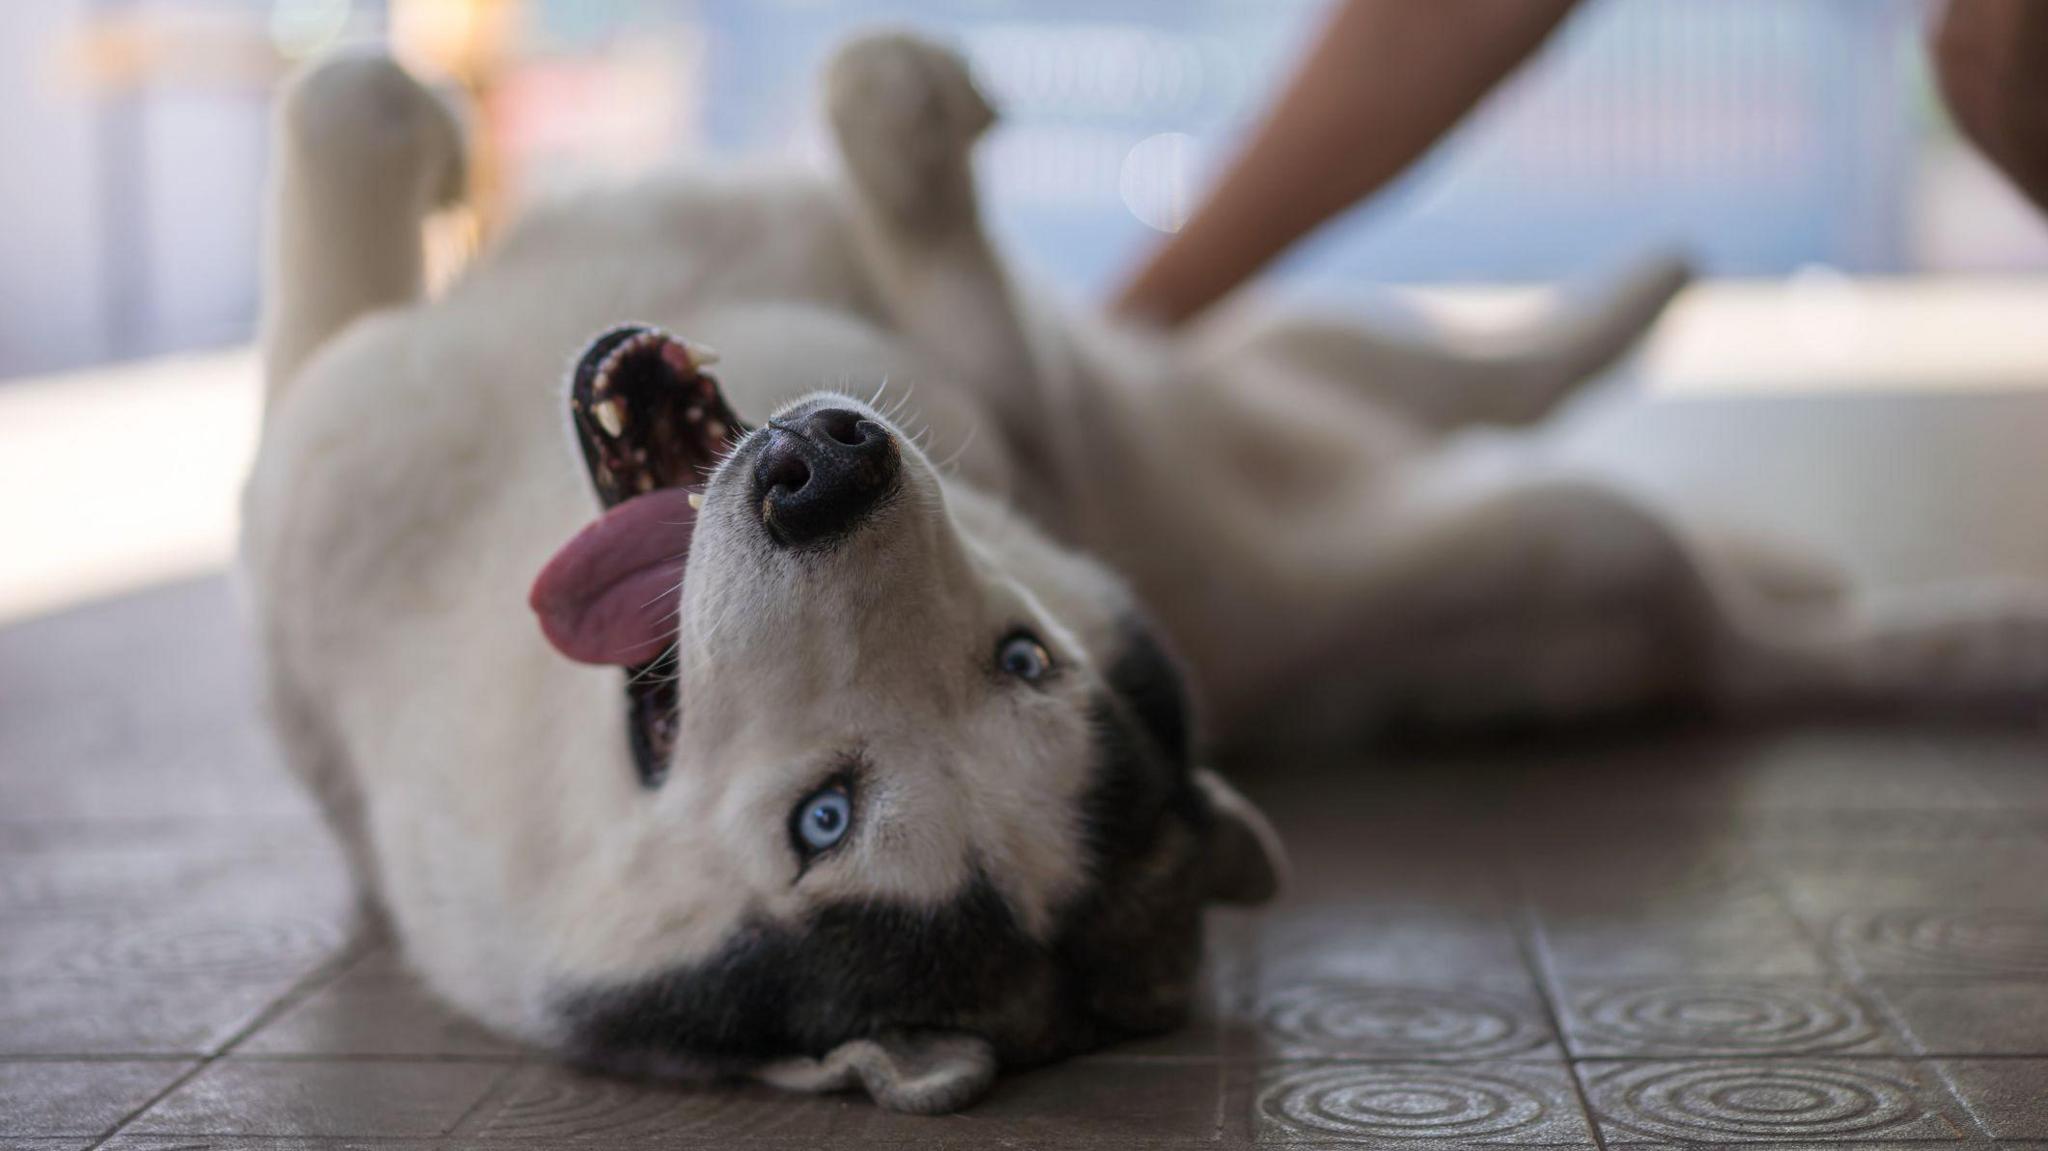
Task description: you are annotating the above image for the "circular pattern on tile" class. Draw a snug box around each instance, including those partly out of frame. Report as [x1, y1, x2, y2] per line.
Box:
[1600, 1062, 1916, 1141]
[63, 915, 342, 978]
[1575, 983, 1872, 1053]
[1263, 985, 1543, 1058]
[1260, 1065, 1547, 1140]
[1844, 910, 2048, 977]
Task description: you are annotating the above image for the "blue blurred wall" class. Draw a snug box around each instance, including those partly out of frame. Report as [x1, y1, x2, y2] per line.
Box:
[0, 0, 1957, 378]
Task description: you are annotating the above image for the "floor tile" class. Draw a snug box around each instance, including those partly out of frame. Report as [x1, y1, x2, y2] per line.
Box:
[1776, 845, 2048, 924]
[125, 1059, 509, 1137]
[470, 1058, 1227, 1144]
[0, 974, 293, 1055]
[237, 948, 522, 1058]
[1579, 1058, 1975, 1143]
[1875, 981, 2048, 1055]
[11, 579, 2048, 1147]
[99, 1130, 444, 1138]
[910, 1057, 1227, 1144]
[0, 580, 313, 823]
[1532, 895, 1829, 978]
[0, 884, 353, 985]
[1250, 908, 1535, 986]
[1936, 1059, 2048, 1140]
[1832, 909, 2048, 979]
[1556, 979, 1902, 1057]
[1245, 980, 1560, 1061]
[0, 1061, 192, 1138]
[1691, 729, 2007, 811]
[1246, 1060, 1593, 1146]
[1934, 727, 2048, 811]
[462, 1064, 844, 1142]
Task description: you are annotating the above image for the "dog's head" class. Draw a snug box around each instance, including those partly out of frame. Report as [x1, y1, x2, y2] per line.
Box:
[526, 326, 1283, 1111]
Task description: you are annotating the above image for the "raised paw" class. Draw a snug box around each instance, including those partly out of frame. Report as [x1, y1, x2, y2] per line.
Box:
[824, 32, 993, 230]
[280, 53, 465, 209]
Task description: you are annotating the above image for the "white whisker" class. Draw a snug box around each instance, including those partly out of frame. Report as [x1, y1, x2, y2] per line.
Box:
[934, 422, 979, 473]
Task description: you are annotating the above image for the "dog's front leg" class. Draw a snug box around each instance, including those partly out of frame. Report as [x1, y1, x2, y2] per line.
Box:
[824, 35, 1072, 497]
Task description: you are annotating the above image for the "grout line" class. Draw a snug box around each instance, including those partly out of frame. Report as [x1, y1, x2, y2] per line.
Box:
[77, 1058, 213, 1151]
[187, 1051, 525, 1064]
[209, 935, 381, 1059]
[1564, 1051, 2048, 1063]
[80, 934, 376, 1151]
[440, 1058, 531, 1140]
[1211, 1057, 1229, 1144]
[0, 1054, 197, 1063]
[1508, 895, 1609, 1151]
[1927, 1058, 2005, 1143]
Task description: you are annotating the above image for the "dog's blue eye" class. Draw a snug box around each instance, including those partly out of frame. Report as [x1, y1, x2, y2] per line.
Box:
[998, 631, 1053, 682]
[793, 785, 852, 854]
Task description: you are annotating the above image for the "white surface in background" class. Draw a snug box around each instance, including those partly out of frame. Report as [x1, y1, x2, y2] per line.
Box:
[0, 348, 258, 624]
[0, 278, 2045, 627]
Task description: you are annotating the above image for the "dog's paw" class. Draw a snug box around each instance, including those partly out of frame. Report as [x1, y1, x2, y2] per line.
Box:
[280, 53, 465, 208]
[754, 1032, 996, 1113]
[824, 31, 992, 228]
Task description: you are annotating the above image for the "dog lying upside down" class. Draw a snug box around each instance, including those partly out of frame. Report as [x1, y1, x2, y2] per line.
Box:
[242, 33, 2048, 1112]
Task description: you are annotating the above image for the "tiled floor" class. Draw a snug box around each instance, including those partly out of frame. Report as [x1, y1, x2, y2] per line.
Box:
[4, 576, 2047, 1148]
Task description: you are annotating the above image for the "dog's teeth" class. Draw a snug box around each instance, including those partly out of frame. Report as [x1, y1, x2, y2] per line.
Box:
[687, 491, 703, 510]
[688, 342, 721, 367]
[706, 420, 728, 441]
[593, 399, 626, 437]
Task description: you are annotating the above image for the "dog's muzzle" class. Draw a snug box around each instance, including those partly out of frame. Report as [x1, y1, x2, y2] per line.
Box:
[753, 406, 900, 547]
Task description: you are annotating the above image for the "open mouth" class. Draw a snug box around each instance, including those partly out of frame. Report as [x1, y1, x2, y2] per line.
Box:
[569, 325, 753, 506]
[533, 325, 756, 786]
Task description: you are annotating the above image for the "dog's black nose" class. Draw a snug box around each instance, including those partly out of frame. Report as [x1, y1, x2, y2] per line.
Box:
[753, 407, 899, 546]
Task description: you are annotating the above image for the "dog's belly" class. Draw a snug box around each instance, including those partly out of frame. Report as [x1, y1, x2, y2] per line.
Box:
[242, 183, 1005, 1030]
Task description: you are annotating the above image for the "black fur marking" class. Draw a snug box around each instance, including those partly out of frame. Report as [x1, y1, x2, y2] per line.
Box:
[564, 873, 1074, 1073]
[560, 613, 1218, 1081]
[1077, 614, 1205, 864]
[1102, 616, 1195, 772]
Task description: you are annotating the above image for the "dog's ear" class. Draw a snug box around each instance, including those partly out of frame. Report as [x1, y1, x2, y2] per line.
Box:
[1193, 768, 1287, 905]
[753, 1031, 996, 1114]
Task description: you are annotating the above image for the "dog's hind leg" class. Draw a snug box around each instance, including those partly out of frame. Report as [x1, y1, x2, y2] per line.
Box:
[1273, 470, 2048, 728]
[1715, 580, 2048, 715]
[1212, 253, 1691, 433]
[824, 34, 1068, 485]
[1254, 476, 1728, 730]
[262, 54, 465, 404]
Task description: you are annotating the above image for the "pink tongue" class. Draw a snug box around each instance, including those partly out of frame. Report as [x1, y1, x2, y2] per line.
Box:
[529, 487, 698, 666]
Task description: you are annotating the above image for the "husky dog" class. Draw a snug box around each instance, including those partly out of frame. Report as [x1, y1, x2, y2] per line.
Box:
[242, 34, 2048, 1112]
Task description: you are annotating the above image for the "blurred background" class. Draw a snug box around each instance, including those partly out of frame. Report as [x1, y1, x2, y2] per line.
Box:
[9, 0, 2048, 378]
[4, 0, 2048, 623]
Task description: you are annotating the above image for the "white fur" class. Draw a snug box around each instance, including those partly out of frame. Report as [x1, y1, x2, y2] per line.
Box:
[243, 36, 2048, 1097]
